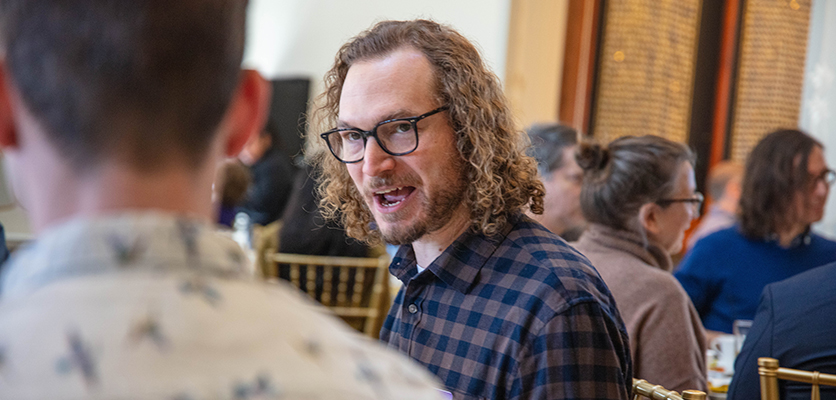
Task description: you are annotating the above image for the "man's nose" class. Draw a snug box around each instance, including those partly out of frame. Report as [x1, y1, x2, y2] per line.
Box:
[361, 138, 395, 176]
[815, 177, 830, 197]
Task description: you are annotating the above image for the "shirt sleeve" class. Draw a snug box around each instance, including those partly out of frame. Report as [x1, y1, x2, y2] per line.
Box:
[726, 285, 774, 400]
[512, 301, 632, 400]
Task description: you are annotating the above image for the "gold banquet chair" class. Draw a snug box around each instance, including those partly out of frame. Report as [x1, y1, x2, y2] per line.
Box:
[632, 378, 706, 400]
[251, 220, 283, 278]
[269, 253, 390, 338]
[758, 357, 836, 400]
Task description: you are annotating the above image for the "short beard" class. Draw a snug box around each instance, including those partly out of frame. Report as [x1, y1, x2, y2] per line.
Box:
[379, 170, 468, 246]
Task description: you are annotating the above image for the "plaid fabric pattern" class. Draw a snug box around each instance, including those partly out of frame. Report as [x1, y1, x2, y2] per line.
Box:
[381, 214, 633, 400]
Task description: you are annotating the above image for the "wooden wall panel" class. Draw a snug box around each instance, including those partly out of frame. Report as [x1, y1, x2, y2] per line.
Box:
[592, 0, 702, 144]
[729, 0, 811, 162]
[505, 0, 569, 128]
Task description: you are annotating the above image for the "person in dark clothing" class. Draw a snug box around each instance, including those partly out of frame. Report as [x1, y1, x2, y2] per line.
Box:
[237, 128, 296, 225]
[215, 159, 251, 228]
[727, 262, 836, 400]
[0, 223, 9, 265]
[278, 164, 370, 257]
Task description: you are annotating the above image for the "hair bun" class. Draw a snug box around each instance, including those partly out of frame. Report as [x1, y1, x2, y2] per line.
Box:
[576, 142, 609, 171]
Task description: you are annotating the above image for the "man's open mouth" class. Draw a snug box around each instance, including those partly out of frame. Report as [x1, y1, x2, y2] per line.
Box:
[374, 186, 415, 207]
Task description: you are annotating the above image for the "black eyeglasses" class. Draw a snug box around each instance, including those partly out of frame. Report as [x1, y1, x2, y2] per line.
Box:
[320, 107, 448, 164]
[656, 192, 704, 215]
[809, 169, 836, 189]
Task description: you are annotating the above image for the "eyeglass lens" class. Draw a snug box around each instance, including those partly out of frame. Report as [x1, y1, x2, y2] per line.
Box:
[328, 119, 417, 163]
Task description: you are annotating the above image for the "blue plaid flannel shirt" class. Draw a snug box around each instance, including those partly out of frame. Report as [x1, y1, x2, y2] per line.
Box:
[380, 214, 632, 400]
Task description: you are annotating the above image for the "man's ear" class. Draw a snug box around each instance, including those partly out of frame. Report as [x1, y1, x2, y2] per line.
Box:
[638, 202, 661, 236]
[222, 69, 271, 157]
[0, 62, 19, 148]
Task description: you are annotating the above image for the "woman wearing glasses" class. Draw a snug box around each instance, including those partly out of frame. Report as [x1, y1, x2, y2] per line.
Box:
[571, 135, 706, 393]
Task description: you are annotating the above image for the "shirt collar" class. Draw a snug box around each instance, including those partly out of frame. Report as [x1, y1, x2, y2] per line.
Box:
[389, 214, 518, 294]
[579, 223, 673, 272]
[1, 212, 251, 300]
[765, 226, 813, 248]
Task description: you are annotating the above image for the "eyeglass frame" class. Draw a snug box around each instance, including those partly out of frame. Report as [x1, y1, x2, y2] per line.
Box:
[655, 192, 705, 214]
[320, 106, 449, 164]
[808, 169, 836, 190]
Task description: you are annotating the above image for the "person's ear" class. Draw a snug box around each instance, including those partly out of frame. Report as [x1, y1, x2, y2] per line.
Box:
[0, 62, 19, 149]
[222, 69, 271, 157]
[638, 202, 661, 236]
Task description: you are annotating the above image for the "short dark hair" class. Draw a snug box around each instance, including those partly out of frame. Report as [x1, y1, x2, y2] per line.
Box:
[739, 129, 822, 238]
[577, 135, 695, 232]
[527, 123, 578, 176]
[0, 0, 247, 171]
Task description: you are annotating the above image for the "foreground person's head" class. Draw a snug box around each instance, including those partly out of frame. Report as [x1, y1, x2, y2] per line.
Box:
[577, 135, 699, 254]
[0, 0, 270, 232]
[311, 19, 544, 245]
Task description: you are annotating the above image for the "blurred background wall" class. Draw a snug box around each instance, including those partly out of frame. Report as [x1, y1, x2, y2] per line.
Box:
[242, 0, 514, 99]
[801, 0, 836, 237]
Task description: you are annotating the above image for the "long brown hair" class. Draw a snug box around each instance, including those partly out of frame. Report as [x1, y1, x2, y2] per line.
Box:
[739, 129, 821, 238]
[309, 19, 544, 244]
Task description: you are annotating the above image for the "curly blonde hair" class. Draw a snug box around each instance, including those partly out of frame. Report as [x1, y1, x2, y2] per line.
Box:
[309, 19, 544, 244]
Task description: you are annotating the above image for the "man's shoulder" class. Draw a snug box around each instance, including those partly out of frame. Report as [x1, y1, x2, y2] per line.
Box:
[769, 261, 836, 296]
[493, 217, 616, 313]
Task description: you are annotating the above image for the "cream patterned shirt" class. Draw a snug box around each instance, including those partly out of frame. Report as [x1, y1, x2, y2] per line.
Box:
[0, 213, 444, 400]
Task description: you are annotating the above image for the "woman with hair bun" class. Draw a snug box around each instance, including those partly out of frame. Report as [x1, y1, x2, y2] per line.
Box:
[572, 135, 707, 392]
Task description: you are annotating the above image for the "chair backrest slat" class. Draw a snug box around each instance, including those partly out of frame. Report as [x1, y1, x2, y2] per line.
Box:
[758, 357, 836, 400]
[632, 378, 706, 400]
[321, 266, 332, 305]
[351, 268, 365, 307]
[269, 253, 390, 338]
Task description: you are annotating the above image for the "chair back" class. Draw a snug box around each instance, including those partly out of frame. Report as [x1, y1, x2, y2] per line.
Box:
[269, 253, 390, 337]
[632, 378, 706, 400]
[758, 357, 836, 400]
[251, 220, 282, 278]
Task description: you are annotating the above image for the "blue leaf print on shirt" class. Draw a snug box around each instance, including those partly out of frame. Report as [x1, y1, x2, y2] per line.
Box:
[179, 276, 223, 307]
[232, 373, 280, 399]
[301, 337, 322, 359]
[353, 349, 390, 398]
[127, 313, 169, 351]
[55, 331, 98, 388]
[107, 234, 146, 266]
[176, 220, 201, 260]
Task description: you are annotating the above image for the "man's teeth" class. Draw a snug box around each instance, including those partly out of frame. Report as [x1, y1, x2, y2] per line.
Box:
[383, 199, 403, 207]
[375, 187, 404, 195]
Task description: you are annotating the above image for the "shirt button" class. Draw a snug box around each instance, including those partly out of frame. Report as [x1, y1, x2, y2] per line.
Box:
[407, 304, 419, 314]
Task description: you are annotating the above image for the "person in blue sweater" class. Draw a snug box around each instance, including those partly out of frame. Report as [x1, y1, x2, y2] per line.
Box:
[676, 129, 836, 336]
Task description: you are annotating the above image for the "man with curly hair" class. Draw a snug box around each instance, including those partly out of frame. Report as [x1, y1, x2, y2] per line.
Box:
[311, 19, 632, 400]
